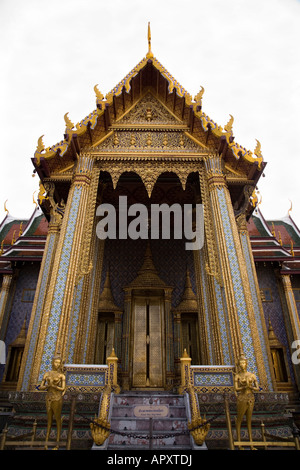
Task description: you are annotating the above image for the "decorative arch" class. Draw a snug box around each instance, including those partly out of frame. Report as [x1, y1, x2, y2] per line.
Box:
[96, 157, 204, 198]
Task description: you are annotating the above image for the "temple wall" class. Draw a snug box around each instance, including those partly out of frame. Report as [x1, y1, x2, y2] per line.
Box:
[100, 238, 196, 309]
[4, 264, 39, 346]
[0, 264, 39, 382]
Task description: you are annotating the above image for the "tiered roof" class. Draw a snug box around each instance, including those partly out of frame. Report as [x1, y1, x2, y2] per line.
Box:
[248, 208, 300, 273]
[0, 206, 48, 273]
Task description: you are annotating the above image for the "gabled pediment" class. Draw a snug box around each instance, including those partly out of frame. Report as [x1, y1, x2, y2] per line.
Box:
[93, 92, 206, 155]
[115, 92, 182, 127]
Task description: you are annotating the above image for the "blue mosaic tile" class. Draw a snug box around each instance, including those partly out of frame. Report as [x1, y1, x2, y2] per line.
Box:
[194, 371, 233, 387]
[217, 188, 258, 376]
[240, 232, 273, 389]
[67, 277, 84, 362]
[21, 233, 56, 389]
[39, 186, 83, 380]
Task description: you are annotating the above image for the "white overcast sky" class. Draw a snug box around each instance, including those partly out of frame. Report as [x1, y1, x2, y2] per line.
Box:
[0, 0, 299, 227]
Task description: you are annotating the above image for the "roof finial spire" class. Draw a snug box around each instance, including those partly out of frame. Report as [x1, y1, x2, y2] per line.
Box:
[147, 22, 154, 59]
[4, 200, 9, 215]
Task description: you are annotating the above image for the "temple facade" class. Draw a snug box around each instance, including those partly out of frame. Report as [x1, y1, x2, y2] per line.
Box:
[1, 29, 300, 447]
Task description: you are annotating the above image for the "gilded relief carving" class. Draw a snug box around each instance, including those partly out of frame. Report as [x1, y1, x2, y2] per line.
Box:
[117, 92, 179, 126]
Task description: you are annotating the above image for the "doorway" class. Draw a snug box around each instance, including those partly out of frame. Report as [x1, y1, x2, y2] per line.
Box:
[131, 296, 165, 388]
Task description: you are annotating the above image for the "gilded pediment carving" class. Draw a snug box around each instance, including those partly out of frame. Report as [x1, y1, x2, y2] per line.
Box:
[117, 92, 180, 126]
[93, 92, 206, 154]
[94, 129, 201, 153]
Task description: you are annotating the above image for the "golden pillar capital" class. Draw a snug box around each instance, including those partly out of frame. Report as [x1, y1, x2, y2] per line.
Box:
[179, 348, 192, 394]
[281, 272, 293, 290]
[235, 212, 248, 233]
[48, 205, 64, 234]
[72, 153, 94, 187]
[1, 274, 12, 292]
[0, 273, 13, 330]
[107, 348, 120, 393]
[280, 273, 300, 389]
[203, 153, 226, 190]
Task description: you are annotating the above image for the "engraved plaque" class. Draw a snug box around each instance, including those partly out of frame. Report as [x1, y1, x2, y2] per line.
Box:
[133, 404, 169, 418]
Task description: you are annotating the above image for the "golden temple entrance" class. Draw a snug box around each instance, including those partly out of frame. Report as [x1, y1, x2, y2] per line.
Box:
[131, 295, 165, 389]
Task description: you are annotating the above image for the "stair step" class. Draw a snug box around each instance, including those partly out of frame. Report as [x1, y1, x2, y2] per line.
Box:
[111, 417, 188, 431]
[111, 407, 186, 418]
[107, 391, 192, 450]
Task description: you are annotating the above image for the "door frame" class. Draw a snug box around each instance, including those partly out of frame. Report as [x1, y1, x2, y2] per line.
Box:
[129, 291, 166, 389]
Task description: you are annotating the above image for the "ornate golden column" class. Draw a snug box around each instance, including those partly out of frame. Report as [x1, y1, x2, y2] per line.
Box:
[203, 153, 268, 387]
[197, 163, 233, 366]
[280, 273, 300, 389]
[236, 213, 274, 390]
[31, 153, 95, 385]
[18, 199, 63, 391]
[0, 274, 13, 334]
[65, 164, 102, 364]
[82, 237, 105, 364]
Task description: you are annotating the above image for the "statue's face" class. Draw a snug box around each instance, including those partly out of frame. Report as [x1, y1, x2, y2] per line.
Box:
[53, 358, 61, 370]
[239, 358, 247, 370]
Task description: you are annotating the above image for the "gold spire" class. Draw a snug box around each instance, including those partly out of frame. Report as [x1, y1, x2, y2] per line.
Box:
[146, 22, 154, 59]
[254, 139, 262, 158]
[4, 200, 9, 215]
[11, 230, 16, 245]
[271, 222, 276, 237]
[33, 191, 37, 207]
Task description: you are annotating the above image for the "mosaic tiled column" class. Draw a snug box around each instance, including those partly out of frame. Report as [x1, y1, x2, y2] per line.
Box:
[33, 154, 94, 383]
[0, 274, 13, 337]
[236, 213, 274, 390]
[197, 167, 233, 365]
[82, 238, 105, 363]
[203, 154, 268, 387]
[18, 215, 62, 391]
[193, 241, 232, 365]
[281, 273, 300, 389]
[65, 165, 102, 364]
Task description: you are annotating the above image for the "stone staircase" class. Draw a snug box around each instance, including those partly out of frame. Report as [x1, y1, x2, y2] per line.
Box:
[106, 391, 193, 450]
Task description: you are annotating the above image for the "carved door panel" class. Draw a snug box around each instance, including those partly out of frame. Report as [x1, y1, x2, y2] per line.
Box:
[95, 313, 115, 364]
[181, 313, 200, 364]
[132, 297, 164, 388]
